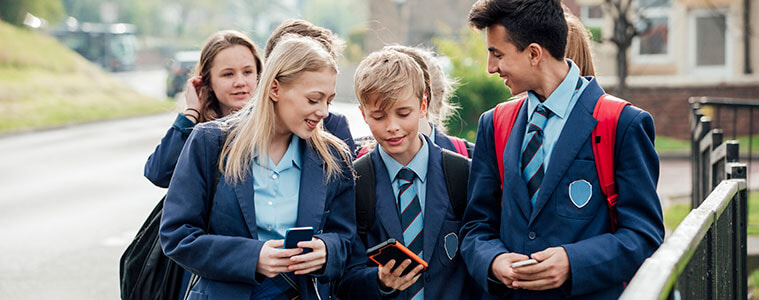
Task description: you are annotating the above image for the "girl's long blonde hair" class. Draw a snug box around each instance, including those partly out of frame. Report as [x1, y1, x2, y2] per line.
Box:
[219, 35, 351, 184]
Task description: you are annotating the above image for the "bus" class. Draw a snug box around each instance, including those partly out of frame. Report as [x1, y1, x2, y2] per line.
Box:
[50, 22, 137, 71]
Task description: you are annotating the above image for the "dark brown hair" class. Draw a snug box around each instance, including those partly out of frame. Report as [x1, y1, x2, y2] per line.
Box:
[195, 30, 262, 123]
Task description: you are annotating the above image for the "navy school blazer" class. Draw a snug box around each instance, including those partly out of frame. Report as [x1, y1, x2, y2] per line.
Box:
[145, 112, 355, 188]
[159, 121, 356, 300]
[336, 135, 487, 300]
[459, 78, 664, 299]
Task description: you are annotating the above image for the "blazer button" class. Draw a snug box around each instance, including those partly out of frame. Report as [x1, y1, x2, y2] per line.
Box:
[528, 232, 536, 240]
[425, 273, 431, 282]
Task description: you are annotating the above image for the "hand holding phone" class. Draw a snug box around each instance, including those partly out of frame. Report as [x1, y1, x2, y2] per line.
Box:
[284, 227, 314, 253]
[367, 238, 428, 276]
[510, 258, 538, 269]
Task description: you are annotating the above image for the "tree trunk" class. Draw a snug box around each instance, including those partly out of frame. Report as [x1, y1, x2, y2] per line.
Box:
[616, 46, 628, 97]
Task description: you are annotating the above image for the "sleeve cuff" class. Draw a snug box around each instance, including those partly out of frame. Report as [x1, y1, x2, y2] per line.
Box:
[173, 113, 196, 135]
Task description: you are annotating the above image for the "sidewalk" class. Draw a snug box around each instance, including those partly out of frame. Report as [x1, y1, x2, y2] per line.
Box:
[658, 157, 759, 265]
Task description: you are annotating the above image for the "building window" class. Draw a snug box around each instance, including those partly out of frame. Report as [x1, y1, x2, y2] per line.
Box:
[581, 5, 603, 26]
[638, 17, 668, 56]
[689, 8, 730, 74]
[632, 0, 671, 64]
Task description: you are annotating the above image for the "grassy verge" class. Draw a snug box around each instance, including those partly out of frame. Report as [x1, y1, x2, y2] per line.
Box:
[664, 192, 759, 234]
[656, 136, 691, 154]
[0, 21, 174, 134]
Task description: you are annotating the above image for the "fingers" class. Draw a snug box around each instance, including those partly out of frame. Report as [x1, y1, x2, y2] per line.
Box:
[297, 239, 325, 250]
[397, 272, 422, 290]
[512, 278, 557, 291]
[265, 239, 285, 248]
[512, 260, 549, 275]
[391, 259, 412, 278]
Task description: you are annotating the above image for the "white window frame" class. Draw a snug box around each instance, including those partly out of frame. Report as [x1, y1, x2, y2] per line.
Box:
[631, 7, 672, 64]
[687, 7, 732, 76]
[581, 5, 604, 28]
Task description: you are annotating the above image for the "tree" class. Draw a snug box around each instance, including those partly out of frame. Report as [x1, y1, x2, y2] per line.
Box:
[602, 0, 665, 97]
[436, 30, 512, 141]
[0, 0, 64, 26]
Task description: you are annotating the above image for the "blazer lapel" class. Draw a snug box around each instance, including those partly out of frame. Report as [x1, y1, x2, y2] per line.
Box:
[232, 170, 259, 238]
[529, 80, 604, 224]
[503, 101, 532, 221]
[370, 151, 405, 242]
[296, 140, 327, 229]
[422, 141, 448, 263]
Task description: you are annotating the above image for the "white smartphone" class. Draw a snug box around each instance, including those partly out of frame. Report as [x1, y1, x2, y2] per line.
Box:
[510, 259, 538, 268]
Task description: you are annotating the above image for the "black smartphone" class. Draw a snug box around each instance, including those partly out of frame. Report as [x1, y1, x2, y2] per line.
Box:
[284, 226, 314, 253]
[366, 238, 428, 276]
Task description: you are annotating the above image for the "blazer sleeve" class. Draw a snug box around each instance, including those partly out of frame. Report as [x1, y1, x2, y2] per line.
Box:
[560, 106, 665, 296]
[159, 124, 265, 284]
[458, 110, 511, 295]
[334, 235, 386, 300]
[312, 160, 357, 282]
[324, 112, 356, 156]
[144, 113, 195, 188]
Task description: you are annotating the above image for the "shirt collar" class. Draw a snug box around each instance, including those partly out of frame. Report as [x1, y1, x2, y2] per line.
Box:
[527, 58, 582, 120]
[377, 133, 429, 183]
[254, 135, 302, 171]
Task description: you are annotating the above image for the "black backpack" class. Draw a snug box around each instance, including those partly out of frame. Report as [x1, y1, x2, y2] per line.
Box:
[354, 149, 470, 245]
[120, 131, 226, 300]
[119, 196, 184, 300]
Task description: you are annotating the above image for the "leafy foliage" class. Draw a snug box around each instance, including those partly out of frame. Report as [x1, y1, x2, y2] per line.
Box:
[0, 0, 64, 26]
[435, 30, 512, 142]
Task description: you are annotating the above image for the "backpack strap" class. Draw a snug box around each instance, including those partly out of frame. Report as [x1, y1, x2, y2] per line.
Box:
[591, 94, 630, 233]
[493, 98, 526, 189]
[353, 154, 376, 245]
[449, 137, 469, 158]
[441, 149, 470, 219]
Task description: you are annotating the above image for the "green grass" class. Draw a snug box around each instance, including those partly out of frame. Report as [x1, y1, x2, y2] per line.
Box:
[655, 136, 691, 153]
[663, 202, 691, 231]
[655, 135, 759, 155]
[751, 269, 759, 300]
[664, 192, 759, 235]
[0, 21, 174, 134]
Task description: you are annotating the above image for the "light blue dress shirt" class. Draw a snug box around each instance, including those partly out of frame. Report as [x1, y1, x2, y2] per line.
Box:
[253, 135, 302, 242]
[377, 134, 429, 216]
[522, 59, 589, 170]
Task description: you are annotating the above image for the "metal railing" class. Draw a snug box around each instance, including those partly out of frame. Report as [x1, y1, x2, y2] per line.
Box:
[690, 97, 758, 198]
[620, 172, 747, 300]
[620, 102, 750, 299]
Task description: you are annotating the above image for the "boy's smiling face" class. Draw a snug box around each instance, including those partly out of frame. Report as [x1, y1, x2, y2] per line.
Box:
[361, 88, 427, 166]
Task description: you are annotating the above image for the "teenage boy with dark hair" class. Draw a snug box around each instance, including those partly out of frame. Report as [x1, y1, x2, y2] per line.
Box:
[459, 0, 664, 299]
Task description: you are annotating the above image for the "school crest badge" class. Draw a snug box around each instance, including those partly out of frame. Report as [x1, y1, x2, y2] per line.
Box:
[569, 179, 592, 208]
[444, 232, 458, 260]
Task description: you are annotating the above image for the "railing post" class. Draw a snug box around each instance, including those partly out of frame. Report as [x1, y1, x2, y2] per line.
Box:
[693, 116, 712, 207]
[727, 163, 748, 300]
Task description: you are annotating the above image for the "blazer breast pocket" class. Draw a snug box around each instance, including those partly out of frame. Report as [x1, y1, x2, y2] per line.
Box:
[437, 220, 461, 268]
[554, 160, 601, 219]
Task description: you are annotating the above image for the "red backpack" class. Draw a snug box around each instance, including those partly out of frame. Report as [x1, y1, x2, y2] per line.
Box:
[492, 95, 629, 232]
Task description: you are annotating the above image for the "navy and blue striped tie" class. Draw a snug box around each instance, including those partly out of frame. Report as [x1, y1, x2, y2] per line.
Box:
[397, 167, 424, 300]
[522, 104, 551, 205]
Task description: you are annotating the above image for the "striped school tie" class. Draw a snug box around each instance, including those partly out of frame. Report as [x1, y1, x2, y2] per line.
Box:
[397, 167, 424, 300]
[522, 104, 552, 205]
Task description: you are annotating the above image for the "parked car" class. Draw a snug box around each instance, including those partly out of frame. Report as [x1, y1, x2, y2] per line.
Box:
[166, 51, 200, 98]
[50, 22, 137, 72]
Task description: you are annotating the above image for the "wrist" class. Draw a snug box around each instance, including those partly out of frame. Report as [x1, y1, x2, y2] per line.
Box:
[184, 108, 200, 123]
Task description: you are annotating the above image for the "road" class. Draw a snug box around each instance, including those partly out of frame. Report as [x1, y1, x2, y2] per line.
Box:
[0, 99, 368, 299]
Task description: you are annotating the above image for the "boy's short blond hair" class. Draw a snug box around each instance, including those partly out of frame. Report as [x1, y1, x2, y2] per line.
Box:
[354, 49, 426, 111]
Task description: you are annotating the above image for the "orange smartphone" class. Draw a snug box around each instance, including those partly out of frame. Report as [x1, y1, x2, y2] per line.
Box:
[366, 238, 428, 276]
